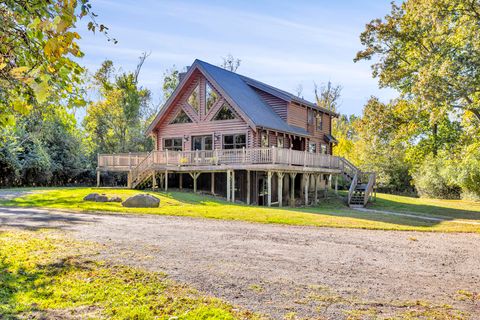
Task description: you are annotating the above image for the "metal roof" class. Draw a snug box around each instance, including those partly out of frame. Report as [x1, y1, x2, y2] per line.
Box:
[147, 59, 332, 136]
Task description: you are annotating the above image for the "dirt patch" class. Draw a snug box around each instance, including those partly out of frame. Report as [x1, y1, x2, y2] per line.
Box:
[2, 207, 480, 319]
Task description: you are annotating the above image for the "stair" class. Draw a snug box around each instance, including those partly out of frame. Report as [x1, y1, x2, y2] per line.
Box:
[339, 158, 376, 208]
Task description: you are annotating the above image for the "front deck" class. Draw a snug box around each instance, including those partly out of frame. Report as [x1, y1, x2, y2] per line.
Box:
[96, 147, 365, 207]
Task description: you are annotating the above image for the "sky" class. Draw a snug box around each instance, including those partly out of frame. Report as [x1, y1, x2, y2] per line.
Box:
[77, 0, 398, 118]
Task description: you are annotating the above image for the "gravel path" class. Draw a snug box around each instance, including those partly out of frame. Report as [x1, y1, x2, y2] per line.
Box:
[1, 206, 479, 319]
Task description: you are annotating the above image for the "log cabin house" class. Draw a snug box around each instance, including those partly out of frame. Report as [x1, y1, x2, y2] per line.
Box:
[97, 59, 375, 207]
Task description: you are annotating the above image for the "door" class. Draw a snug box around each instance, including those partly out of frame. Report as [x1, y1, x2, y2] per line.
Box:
[192, 135, 213, 150]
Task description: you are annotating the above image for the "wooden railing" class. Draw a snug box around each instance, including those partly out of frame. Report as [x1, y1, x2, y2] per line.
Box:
[363, 172, 376, 206]
[347, 173, 358, 205]
[98, 147, 344, 170]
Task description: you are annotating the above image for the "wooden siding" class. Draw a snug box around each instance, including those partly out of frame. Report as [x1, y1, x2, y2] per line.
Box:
[287, 102, 307, 130]
[155, 72, 254, 151]
[253, 88, 288, 121]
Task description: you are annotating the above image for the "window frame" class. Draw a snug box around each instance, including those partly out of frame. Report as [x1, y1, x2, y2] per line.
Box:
[316, 112, 323, 131]
[308, 142, 317, 153]
[261, 132, 269, 147]
[191, 134, 213, 151]
[222, 133, 247, 149]
[163, 137, 183, 151]
[277, 136, 284, 148]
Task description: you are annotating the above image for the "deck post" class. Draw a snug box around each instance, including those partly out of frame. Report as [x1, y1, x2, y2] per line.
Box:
[231, 170, 235, 202]
[335, 175, 338, 194]
[211, 172, 215, 194]
[96, 170, 100, 187]
[179, 173, 183, 190]
[129, 152, 132, 169]
[246, 170, 251, 205]
[277, 172, 284, 207]
[304, 173, 310, 205]
[189, 172, 200, 193]
[158, 173, 164, 190]
[289, 172, 297, 207]
[267, 171, 272, 207]
[226, 170, 231, 201]
[127, 171, 132, 188]
[314, 174, 319, 205]
[152, 170, 156, 191]
[164, 170, 168, 191]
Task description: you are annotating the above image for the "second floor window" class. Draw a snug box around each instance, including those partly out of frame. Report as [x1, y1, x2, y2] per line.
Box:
[307, 109, 314, 125]
[316, 113, 323, 130]
[164, 138, 183, 151]
[308, 142, 317, 153]
[223, 134, 246, 149]
[261, 132, 269, 147]
[277, 136, 284, 148]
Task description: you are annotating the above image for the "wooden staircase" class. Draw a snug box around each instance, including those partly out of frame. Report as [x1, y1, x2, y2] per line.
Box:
[340, 158, 376, 208]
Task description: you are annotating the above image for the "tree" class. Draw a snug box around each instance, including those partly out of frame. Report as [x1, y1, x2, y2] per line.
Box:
[314, 81, 342, 112]
[355, 0, 480, 121]
[221, 54, 241, 72]
[83, 55, 154, 156]
[0, 0, 113, 127]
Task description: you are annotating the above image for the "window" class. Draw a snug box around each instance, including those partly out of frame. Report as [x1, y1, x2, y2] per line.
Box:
[321, 144, 327, 154]
[213, 103, 236, 120]
[261, 132, 269, 147]
[205, 83, 219, 113]
[223, 134, 246, 149]
[277, 136, 284, 148]
[192, 135, 213, 150]
[316, 113, 323, 130]
[170, 109, 193, 124]
[164, 138, 183, 151]
[307, 109, 314, 125]
[308, 142, 317, 153]
[188, 84, 200, 113]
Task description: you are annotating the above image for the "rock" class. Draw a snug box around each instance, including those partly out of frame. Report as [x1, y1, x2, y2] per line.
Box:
[83, 193, 99, 201]
[95, 194, 109, 202]
[109, 196, 122, 202]
[122, 194, 160, 208]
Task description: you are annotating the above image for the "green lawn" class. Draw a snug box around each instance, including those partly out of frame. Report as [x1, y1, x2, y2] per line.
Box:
[1, 187, 479, 233]
[0, 229, 261, 320]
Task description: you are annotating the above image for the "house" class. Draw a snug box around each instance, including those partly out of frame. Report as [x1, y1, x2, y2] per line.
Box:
[97, 59, 375, 207]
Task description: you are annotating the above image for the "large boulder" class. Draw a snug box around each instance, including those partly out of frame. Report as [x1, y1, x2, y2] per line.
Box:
[83, 193, 99, 201]
[122, 194, 160, 208]
[109, 196, 122, 203]
[95, 194, 109, 202]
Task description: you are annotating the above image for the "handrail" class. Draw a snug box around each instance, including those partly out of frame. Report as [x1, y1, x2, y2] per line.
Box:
[130, 151, 153, 187]
[363, 172, 376, 205]
[347, 173, 358, 205]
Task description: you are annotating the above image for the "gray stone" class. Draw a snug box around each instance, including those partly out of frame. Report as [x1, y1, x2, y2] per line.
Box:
[122, 194, 160, 208]
[109, 196, 122, 202]
[95, 194, 109, 202]
[83, 193, 99, 201]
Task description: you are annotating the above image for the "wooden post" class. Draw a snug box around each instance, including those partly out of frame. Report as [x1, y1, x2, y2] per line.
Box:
[304, 173, 310, 205]
[231, 170, 235, 202]
[127, 171, 132, 188]
[179, 173, 183, 190]
[164, 170, 168, 191]
[96, 170, 100, 187]
[129, 152, 132, 169]
[335, 175, 338, 194]
[226, 170, 231, 201]
[289, 172, 297, 207]
[189, 172, 200, 193]
[314, 174, 319, 205]
[329, 174, 332, 189]
[277, 172, 284, 207]
[267, 171, 272, 207]
[152, 170, 156, 191]
[246, 170, 251, 205]
[158, 173, 164, 190]
[211, 172, 215, 194]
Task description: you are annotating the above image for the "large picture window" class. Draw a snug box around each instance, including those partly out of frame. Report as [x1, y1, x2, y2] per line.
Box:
[164, 138, 183, 151]
[187, 84, 200, 113]
[223, 134, 246, 149]
[316, 113, 323, 130]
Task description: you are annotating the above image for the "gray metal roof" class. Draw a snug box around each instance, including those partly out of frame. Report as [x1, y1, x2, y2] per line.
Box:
[196, 60, 310, 136]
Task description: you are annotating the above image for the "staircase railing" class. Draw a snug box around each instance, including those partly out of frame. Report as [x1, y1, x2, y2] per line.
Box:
[347, 173, 358, 205]
[363, 172, 376, 206]
[130, 151, 153, 188]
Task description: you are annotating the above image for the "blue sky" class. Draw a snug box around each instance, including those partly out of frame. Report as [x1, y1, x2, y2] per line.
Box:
[77, 0, 397, 117]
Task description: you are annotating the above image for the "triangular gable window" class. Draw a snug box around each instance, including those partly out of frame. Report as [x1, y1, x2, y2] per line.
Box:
[187, 84, 200, 113]
[206, 83, 219, 113]
[170, 109, 193, 124]
[213, 103, 237, 120]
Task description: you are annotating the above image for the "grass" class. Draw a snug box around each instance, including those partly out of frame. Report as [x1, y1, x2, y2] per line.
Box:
[0, 229, 261, 320]
[0, 187, 479, 233]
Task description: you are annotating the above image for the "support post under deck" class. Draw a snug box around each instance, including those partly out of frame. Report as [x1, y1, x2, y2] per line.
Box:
[226, 170, 231, 201]
[267, 171, 272, 207]
[96, 170, 100, 187]
[211, 172, 215, 195]
[246, 170, 251, 205]
[277, 172, 284, 207]
[289, 172, 297, 207]
[164, 170, 168, 191]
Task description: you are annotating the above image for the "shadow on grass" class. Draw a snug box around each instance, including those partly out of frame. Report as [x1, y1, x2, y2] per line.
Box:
[0, 253, 95, 319]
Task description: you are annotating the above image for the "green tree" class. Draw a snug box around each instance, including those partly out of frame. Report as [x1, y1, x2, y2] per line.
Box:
[355, 0, 480, 121]
[0, 0, 112, 127]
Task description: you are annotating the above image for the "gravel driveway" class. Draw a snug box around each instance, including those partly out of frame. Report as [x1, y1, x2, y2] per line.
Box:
[1, 206, 479, 319]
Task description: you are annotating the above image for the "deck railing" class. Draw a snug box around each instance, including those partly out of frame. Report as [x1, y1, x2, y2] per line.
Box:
[98, 147, 344, 170]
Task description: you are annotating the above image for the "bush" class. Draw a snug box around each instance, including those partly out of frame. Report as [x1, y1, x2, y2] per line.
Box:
[412, 155, 461, 199]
